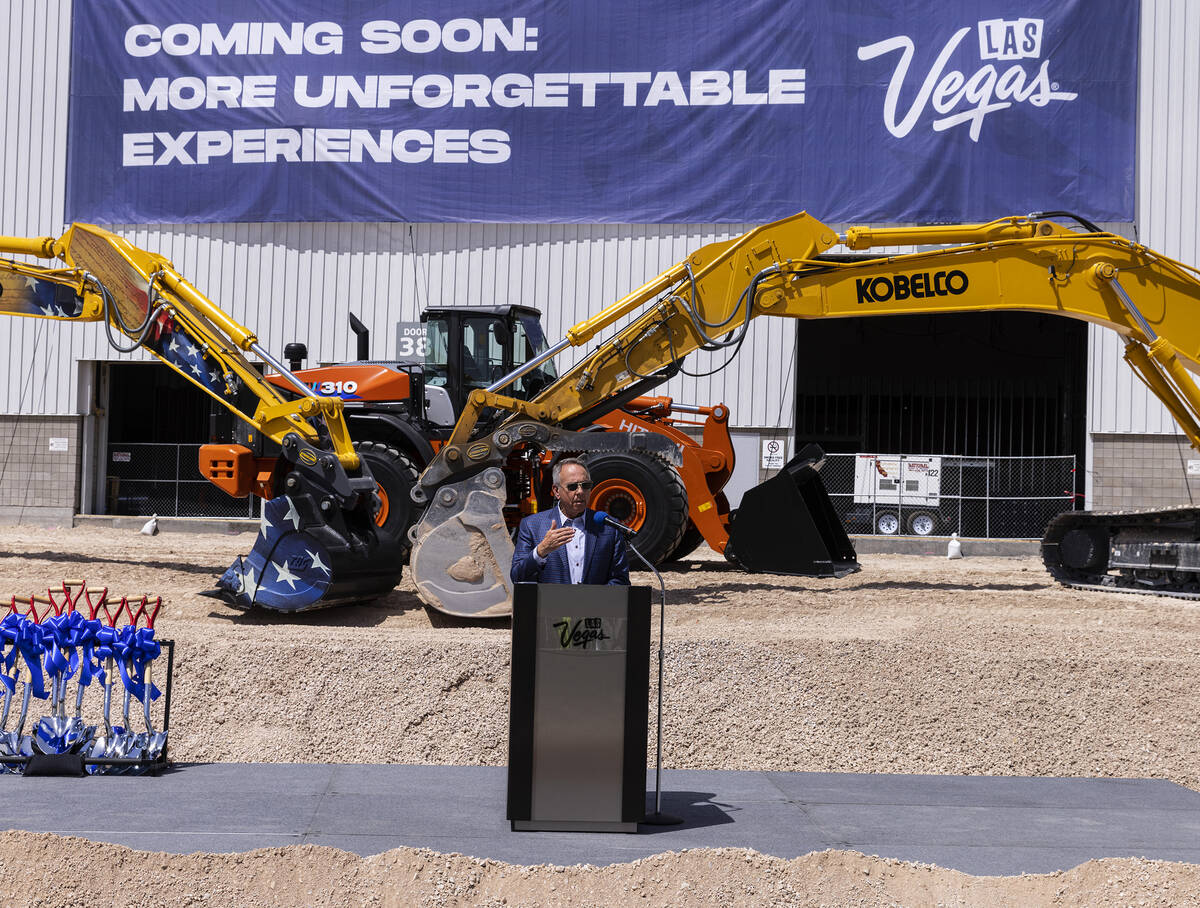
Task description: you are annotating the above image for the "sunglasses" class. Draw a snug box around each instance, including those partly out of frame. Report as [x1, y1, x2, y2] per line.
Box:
[561, 481, 594, 492]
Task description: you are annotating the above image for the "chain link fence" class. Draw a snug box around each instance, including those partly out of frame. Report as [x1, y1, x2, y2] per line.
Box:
[104, 443, 260, 518]
[102, 443, 1076, 539]
[819, 453, 1078, 539]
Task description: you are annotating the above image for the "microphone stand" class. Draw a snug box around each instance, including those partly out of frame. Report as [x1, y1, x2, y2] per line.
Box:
[627, 539, 682, 826]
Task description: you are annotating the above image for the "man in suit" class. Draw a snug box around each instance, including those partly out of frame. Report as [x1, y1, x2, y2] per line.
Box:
[511, 457, 630, 585]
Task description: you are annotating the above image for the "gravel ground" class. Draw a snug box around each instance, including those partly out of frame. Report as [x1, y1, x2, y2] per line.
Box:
[1, 835, 1200, 907]
[1, 524, 1199, 904]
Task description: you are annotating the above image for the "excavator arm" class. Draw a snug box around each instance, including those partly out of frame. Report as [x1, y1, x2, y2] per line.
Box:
[435, 212, 1200, 446]
[0, 224, 403, 611]
[0, 224, 363, 459]
[408, 211, 1200, 614]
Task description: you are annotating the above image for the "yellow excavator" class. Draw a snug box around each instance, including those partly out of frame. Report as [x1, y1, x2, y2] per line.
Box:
[0, 224, 404, 611]
[407, 210, 1200, 615]
[6, 212, 1200, 617]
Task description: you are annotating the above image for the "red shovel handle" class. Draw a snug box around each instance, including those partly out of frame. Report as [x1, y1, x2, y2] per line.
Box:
[29, 594, 54, 624]
[59, 579, 86, 615]
[125, 596, 144, 628]
[123, 595, 161, 629]
[43, 588, 67, 619]
[83, 587, 111, 622]
[100, 594, 121, 628]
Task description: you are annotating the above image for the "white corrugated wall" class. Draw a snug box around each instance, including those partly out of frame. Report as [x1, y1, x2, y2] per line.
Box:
[29, 220, 779, 424]
[0, 1, 1195, 440]
[0, 1, 75, 419]
[1088, 0, 1200, 435]
[0, 1, 784, 427]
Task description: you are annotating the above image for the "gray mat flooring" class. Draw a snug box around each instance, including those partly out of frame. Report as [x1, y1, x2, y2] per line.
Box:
[4, 764, 1200, 876]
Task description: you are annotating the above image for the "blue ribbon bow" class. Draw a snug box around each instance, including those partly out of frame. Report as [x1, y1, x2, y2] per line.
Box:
[13, 620, 47, 700]
[113, 626, 161, 702]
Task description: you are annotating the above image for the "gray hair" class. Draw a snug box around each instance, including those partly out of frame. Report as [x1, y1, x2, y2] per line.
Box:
[552, 457, 589, 488]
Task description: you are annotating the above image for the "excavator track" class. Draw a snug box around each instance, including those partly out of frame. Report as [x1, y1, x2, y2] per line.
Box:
[1041, 506, 1200, 599]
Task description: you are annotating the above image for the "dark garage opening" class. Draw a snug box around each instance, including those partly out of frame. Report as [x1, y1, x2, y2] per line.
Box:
[104, 363, 252, 517]
[794, 312, 1088, 536]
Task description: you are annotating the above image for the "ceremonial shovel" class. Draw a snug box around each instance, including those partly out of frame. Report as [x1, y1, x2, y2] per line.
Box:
[34, 661, 71, 753]
[61, 670, 94, 752]
[136, 660, 167, 760]
[0, 665, 23, 766]
[84, 649, 116, 772]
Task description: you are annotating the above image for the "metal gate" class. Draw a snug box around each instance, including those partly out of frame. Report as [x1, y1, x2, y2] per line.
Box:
[821, 453, 1077, 538]
[104, 443, 260, 518]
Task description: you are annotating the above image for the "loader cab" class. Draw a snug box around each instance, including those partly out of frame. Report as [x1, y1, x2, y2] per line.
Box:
[421, 305, 558, 422]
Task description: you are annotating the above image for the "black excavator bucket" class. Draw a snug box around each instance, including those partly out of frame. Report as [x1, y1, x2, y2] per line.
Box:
[725, 443, 860, 577]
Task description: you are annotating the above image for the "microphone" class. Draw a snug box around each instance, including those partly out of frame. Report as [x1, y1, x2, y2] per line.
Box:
[592, 510, 635, 536]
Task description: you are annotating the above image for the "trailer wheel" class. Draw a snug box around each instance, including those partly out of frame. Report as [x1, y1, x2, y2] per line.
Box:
[355, 439, 421, 557]
[907, 511, 937, 536]
[874, 510, 900, 535]
[583, 451, 688, 565]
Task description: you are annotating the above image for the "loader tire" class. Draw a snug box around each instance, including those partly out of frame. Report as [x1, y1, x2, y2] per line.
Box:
[664, 521, 706, 563]
[355, 439, 420, 558]
[582, 451, 688, 565]
[666, 491, 730, 562]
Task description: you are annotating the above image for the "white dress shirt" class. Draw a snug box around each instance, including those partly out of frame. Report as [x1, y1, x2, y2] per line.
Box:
[534, 506, 588, 583]
[560, 508, 587, 584]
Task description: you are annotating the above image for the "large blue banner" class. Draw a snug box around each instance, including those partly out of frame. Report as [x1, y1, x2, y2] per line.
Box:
[67, 1, 1138, 224]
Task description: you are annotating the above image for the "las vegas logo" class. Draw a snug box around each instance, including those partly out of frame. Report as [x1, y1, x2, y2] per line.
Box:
[858, 17, 1078, 142]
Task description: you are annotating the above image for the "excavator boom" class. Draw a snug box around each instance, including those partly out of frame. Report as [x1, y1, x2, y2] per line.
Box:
[409, 211, 1200, 614]
[10, 212, 1199, 616]
[0, 225, 402, 611]
[441, 212, 1200, 441]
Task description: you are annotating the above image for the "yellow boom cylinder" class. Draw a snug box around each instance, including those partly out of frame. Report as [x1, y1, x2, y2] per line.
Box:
[0, 236, 63, 259]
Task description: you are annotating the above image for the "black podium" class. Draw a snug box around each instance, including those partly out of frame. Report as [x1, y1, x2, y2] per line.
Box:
[506, 582, 650, 832]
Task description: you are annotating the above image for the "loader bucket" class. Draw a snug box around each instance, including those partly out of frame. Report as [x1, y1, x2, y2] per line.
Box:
[726, 444, 859, 577]
[216, 493, 405, 612]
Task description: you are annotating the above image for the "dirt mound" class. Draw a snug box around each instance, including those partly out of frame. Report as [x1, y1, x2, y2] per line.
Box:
[2, 525, 1199, 899]
[0, 832, 1195, 907]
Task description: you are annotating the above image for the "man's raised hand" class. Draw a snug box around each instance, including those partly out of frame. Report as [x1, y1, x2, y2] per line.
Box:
[536, 518, 576, 558]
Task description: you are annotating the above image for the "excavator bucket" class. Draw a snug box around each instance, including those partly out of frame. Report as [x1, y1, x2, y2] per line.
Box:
[217, 492, 406, 612]
[407, 467, 516, 619]
[725, 444, 859, 577]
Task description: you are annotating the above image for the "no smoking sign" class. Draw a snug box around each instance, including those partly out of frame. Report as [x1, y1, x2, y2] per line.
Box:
[761, 438, 787, 469]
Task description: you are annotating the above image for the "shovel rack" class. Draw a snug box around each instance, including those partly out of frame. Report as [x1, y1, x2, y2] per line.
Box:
[0, 580, 174, 776]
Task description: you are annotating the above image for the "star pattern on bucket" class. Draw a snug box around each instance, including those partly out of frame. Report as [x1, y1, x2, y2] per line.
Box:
[272, 559, 301, 590]
[306, 549, 330, 575]
[283, 499, 301, 531]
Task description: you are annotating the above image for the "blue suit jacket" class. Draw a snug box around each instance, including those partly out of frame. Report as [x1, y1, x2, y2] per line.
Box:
[510, 508, 630, 585]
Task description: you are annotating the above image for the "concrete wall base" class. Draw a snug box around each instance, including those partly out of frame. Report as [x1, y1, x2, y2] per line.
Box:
[72, 515, 258, 535]
[0, 506, 77, 527]
[849, 536, 1039, 556]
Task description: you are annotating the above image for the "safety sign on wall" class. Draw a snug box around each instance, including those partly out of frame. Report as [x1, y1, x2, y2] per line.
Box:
[761, 438, 788, 470]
